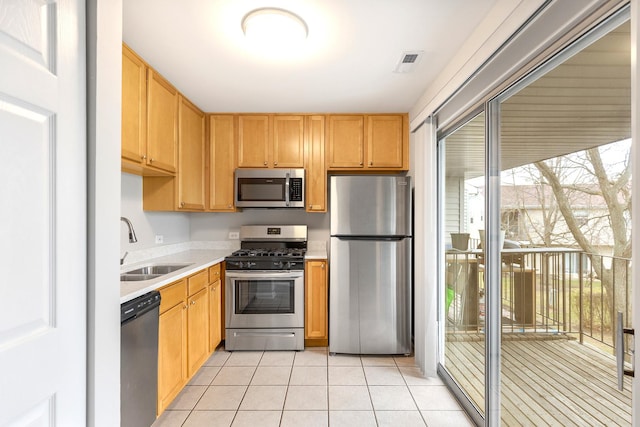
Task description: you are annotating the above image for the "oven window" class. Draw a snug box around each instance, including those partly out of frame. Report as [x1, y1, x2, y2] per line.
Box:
[238, 179, 285, 201]
[234, 279, 295, 314]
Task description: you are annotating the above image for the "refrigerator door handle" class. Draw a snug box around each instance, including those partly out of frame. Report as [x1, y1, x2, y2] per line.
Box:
[333, 235, 409, 242]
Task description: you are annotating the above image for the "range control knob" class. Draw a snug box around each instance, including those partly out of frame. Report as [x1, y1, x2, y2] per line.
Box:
[273, 261, 284, 269]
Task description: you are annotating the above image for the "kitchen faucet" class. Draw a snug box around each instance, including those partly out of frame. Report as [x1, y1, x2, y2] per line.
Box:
[121, 217, 137, 265]
[121, 217, 138, 243]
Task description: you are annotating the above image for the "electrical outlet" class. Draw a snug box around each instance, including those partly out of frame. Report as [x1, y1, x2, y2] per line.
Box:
[155, 235, 164, 244]
[228, 231, 239, 240]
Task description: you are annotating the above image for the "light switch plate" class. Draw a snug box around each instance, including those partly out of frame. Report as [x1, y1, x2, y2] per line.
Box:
[228, 231, 239, 240]
[155, 235, 164, 244]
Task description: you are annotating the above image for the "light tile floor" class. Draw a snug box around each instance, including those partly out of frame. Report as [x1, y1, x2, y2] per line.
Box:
[152, 347, 474, 427]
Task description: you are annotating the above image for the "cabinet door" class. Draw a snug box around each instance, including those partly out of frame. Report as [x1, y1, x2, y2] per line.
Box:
[209, 115, 236, 211]
[305, 115, 326, 212]
[158, 302, 187, 414]
[177, 96, 205, 210]
[121, 44, 146, 164]
[367, 115, 406, 169]
[327, 115, 364, 168]
[238, 115, 270, 168]
[305, 260, 328, 341]
[209, 280, 222, 352]
[187, 288, 209, 377]
[147, 69, 178, 173]
[272, 115, 305, 167]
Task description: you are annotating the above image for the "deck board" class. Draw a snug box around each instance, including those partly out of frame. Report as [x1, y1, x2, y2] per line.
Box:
[444, 335, 631, 426]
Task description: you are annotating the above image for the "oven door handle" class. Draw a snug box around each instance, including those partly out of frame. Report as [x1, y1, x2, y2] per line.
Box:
[226, 270, 304, 279]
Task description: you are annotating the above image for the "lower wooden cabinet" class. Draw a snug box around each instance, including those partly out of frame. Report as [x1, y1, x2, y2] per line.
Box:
[157, 262, 223, 416]
[187, 287, 209, 377]
[304, 259, 328, 346]
[157, 279, 187, 415]
[208, 263, 223, 352]
[209, 279, 222, 352]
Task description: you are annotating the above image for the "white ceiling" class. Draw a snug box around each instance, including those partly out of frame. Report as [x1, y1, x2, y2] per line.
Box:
[122, 0, 498, 113]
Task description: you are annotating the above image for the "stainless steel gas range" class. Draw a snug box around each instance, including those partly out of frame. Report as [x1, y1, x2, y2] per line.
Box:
[225, 225, 307, 351]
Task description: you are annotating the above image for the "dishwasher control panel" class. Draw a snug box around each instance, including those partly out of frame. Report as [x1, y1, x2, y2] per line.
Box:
[121, 291, 161, 323]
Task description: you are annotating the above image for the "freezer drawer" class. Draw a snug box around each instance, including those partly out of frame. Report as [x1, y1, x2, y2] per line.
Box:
[329, 237, 412, 355]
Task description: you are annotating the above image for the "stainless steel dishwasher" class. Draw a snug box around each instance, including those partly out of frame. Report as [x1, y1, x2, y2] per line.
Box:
[121, 291, 161, 427]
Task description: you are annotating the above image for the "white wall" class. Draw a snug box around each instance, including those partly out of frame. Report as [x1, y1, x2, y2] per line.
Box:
[190, 210, 330, 243]
[408, 121, 438, 377]
[120, 171, 330, 253]
[120, 173, 191, 252]
[87, 0, 122, 425]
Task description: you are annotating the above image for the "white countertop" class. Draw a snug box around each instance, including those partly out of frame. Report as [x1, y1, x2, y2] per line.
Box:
[120, 249, 231, 303]
[120, 240, 328, 303]
[305, 240, 328, 260]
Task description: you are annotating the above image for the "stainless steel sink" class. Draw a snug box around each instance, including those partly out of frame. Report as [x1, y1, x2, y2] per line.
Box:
[120, 273, 163, 281]
[120, 263, 193, 282]
[125, 263, 193, 275]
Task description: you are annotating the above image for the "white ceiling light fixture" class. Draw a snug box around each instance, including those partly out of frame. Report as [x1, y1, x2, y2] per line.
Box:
[241, 7, 308, 54]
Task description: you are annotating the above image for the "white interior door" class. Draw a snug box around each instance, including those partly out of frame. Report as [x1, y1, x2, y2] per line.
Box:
[0, 0, 87, 425]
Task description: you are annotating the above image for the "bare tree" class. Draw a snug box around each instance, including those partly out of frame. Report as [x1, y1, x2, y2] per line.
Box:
[534, 143, 631, 316]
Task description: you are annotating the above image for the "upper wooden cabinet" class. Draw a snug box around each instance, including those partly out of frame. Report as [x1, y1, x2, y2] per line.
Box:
[177, 96, 205, 210]
[305, 115, 326, 212]
[327, 115, 364, 168]
[367, 115, 407, 169]
[327, 114, 408, 171]
[141, 95, 204, 211]
[121, 44, 178, 175]
[237, 115, 305, 168]
[121, 44, 146, 166]
[209, 115, 236, 211]
[147, 69, 178, 173]
[237, 115, 270, 167]
[273, 115, 305, 167]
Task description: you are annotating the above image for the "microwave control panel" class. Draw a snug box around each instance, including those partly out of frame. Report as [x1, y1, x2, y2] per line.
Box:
[290, 178, 303, 201]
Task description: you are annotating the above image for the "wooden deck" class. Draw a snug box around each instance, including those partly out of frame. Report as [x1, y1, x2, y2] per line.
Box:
[445, 334, 632, 426]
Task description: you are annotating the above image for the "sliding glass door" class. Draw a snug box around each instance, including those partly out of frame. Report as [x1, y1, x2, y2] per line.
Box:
[439, 111, 486, 422]
[494, 15, 632, 426]
[437, 7, 632, 426]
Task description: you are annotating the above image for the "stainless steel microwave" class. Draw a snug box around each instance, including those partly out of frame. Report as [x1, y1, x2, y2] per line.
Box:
[235, 168, 305, 208]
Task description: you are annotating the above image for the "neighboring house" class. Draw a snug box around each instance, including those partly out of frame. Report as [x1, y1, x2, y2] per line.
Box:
[500, 184, 616, 255]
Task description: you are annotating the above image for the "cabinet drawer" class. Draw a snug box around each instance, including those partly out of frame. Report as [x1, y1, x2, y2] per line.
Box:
[208, 264, 221, 283]
[188, 269, 208, 295]
[159, 279, 186, 314]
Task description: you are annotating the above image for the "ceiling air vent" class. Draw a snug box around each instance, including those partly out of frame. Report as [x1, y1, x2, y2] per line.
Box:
[394, 50, 423, 73]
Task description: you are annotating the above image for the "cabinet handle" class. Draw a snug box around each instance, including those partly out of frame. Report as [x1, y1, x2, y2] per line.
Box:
[141, 155, 147, 160]
[180, 202, 185, 207]
[263, 161, 268, 166]
[274, 161, 278, 166]
[321, 263, 325, 269]
[227, 204, 232, 208]
[359, 161, 363, 166]
[191, 300, 196, 305]
[183, 304, 187, 310]
[369, 161, 373, 166]
[149, 158, 154, 163]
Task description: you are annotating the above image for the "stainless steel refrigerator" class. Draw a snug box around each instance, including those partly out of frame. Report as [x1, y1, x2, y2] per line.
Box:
[329, 175, 412, 355]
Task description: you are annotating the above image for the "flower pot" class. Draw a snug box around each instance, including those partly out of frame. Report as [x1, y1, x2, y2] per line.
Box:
[451, 233, 470, 250]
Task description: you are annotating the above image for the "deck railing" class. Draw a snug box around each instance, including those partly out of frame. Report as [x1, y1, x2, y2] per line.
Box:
[445, 249, 632, 356]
